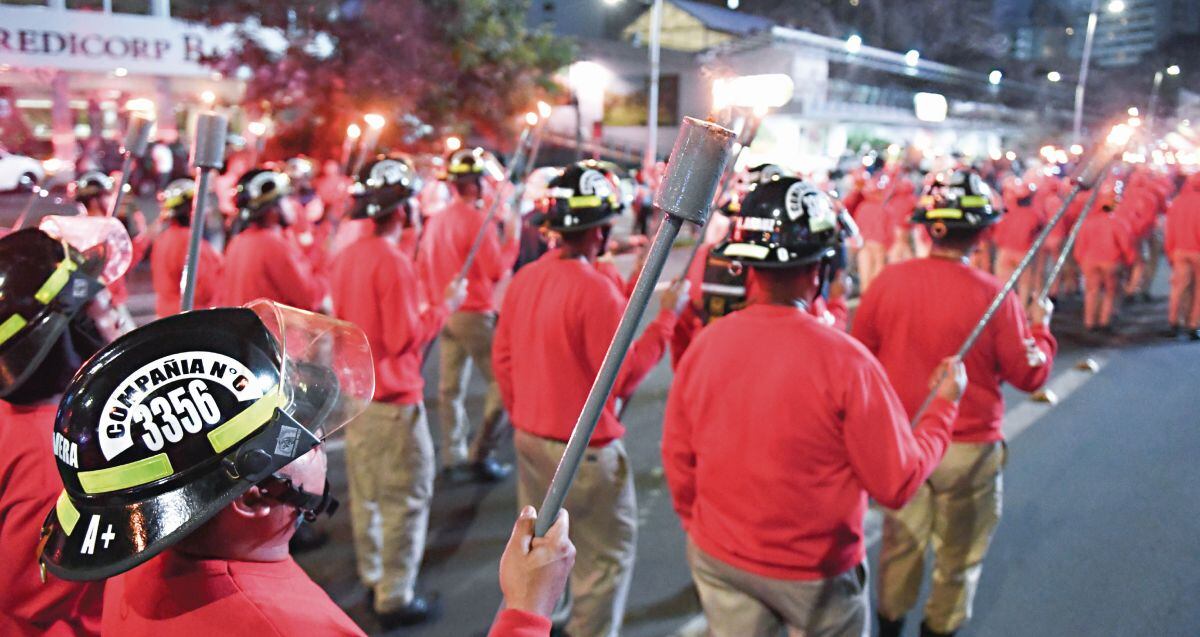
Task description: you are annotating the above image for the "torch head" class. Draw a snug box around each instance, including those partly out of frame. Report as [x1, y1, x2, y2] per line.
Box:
[123, 114, 155, 157]
[191, 112, 229, 171]
[653, 117, 736, 226]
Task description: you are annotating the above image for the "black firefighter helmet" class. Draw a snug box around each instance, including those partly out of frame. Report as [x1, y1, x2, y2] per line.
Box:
[541, 160, 623, 233]
[38, 300, 375, 581]
[71, 171, 114, 206]
[348, 153, 419, 221]
[712, 176, 840, 269]
[159, 178, 196, 224]
[0, 216, 132, 398]
[234, 168, 291, 221]
[912, 169, 1000, 238]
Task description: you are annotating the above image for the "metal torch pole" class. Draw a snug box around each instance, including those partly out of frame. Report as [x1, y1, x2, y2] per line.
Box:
[108, 113, 155, 219]
[535, 117, 735, 537]
[180, 112, 228, 312]
[1039, 159, 1119, 301]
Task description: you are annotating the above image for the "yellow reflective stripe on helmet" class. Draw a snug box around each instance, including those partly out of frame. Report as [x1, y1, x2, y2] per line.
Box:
[78, 453, 173, 494]
[207, 386, 283, 454]
[959, 195, 989, 207]
[568, 195, 603, 209]
[34, 259, 78, 305]
[722, 243, 771, 260]
[448, 164, 482, 174]
[926, 208, 965, 219]
[56, 491, 80, 536]
[0, 314, 28, 347]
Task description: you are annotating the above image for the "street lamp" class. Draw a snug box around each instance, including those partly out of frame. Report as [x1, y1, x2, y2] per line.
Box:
[1148, 65, 1181, 132]
[989, 70, 1003, 85]
[1047, 71, 1062, 82]
[845, 34, 863, 54]
[1167, 64, 1181, 76]
[904, 49, 920, 67]
[1074, 0, 1125, 142]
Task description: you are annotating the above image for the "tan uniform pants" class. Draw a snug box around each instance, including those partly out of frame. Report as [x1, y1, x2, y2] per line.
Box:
[345, 401, 434, 613]
[687, 539, 869, 637]
[856, 241, 887, 293]
[1169, 251, 1200, 328]
[1082, 261, 1121, 328]
[438, 311, 505, 467]
[877, 441, 1005, 634]
[514, 430, 636, 637]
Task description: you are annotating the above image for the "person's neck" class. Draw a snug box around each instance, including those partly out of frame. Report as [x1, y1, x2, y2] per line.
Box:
[929, 246, 970, 263]
[747, 288, 811, 311]
[559, 245, 595, 263]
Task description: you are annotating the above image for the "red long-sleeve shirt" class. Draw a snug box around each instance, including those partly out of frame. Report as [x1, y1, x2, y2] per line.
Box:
[487, 609, 552, 637]
[219, 226, 326, 310]
[101, 551, 364, 636]
[663, 304, 958, 580]
[330, 235, 444, 404]
[418, 197, 517, 314]
[0, 402, 102, 636]
[493, 249, 675, 445]
[852, 257, 1056, 443]
[993, 198, 1044, 253]
[1166, 177, 1200, 257]
[1074, 213, 1135, 266]
[151, 225, 223, 318]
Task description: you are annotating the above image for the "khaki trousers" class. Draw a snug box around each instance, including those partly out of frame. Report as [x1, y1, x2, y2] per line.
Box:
[687, 539, 869, 637]
[1169, 251, 1200, 328]
[877, 441, 1005, 634]
[438, 311, 506, 467]
[514, 430, 636, 637]
[856, 241, 887, 293]
[1082, 261, 1121, 328]
[345, 401, 434, 613]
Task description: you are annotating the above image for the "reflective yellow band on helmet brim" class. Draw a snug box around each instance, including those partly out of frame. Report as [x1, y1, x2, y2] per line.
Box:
[568, 195, 604, 209]
[448, 165, 483, 174]
[722, 243, 771, 260]
[34, 258, 78, 305]
[959, 195, 989, 207]
[162, 194, 189, 209]
[926, 208, 965, 219]
[0, 314, 28, 347]
[56, 490, 80, 535]
[78, 453, 174, 494]
[207, 387, 284, 454]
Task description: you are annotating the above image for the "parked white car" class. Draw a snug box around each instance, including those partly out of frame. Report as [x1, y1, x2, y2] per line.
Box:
[0, 149, 45, 192]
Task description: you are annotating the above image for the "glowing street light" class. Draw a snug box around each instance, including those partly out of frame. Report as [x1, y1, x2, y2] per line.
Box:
[113, 67, 128, 77]
[711, 74, 795, 111]
[845, 34, 863, 54]
[1167, 65, 1181, 76]
[446, 136, 462, 152]
[1047, 71, 1062, 82]
[200, 90, 216, 106]
[1070, 144, 1084, 155]
[1107, 0, 1125, 13]
[1127, 107, 1139, 117]
[989, 70, 1003, 85]
[904, 49, 920, 67]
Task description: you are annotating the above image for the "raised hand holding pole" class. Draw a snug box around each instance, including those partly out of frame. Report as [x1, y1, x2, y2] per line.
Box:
[108, 113, 155, 219]
[535, 117, 735, 536]
[180, 112, 228, 312]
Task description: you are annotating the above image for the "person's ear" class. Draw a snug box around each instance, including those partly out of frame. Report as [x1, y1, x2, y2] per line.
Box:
[230, 486, 273, 519]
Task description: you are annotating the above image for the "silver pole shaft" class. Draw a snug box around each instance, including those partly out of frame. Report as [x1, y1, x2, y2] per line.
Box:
[180, 168, 213, 312]
[645, 0, 663, 174]
[108, 153, 136, 218]
[1074, 0, 1100, 143]
[11, 185, 44, 231]
[908, 174, 1089, 426]
[454, 126, 534, 283]
[535, 214, 683, 536]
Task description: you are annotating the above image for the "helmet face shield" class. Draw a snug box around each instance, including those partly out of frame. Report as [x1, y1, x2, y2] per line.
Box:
[38, 215, 133, 286]
[39, 303, 373, 581]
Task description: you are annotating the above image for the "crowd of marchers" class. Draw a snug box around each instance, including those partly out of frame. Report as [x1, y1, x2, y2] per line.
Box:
[2, 138, 1200, 637]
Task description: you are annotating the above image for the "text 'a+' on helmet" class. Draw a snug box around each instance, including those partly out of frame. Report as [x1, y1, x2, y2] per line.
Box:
[348, 153, 419, 221]
[713, 176, 841, 269]
[912, 169, 1000, 238]
[71, 171, 114, 204]
[541, 160, 623, 233]
[158, 179, 197, 223]
[38, 300, 376, 581]
[235, 168, 291, 220]
[0, 215, 132, 398]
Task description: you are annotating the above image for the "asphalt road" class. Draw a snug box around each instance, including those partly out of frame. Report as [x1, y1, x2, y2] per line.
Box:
[5, 191, 1195, 636]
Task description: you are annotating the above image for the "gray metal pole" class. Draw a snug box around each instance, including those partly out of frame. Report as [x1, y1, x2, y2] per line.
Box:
[1147, 70, 1164, 134]
[645, 0, 663, 174]
[535, 118, 735, 536]
[1038, 170, 1112, 303]
[1073, 0, 1101, 143]
[108, 114, 155, 219]
[181, 112, 228, 312]
[454, 125, 535, 284]
[907, 150, 1110, 427]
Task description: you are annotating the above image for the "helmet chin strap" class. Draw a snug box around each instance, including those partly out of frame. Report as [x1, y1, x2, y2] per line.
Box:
[257, 474, 340, 526]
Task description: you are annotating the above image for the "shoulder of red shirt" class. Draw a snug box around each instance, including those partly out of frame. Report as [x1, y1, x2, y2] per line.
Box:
[486, 609, 552, 637]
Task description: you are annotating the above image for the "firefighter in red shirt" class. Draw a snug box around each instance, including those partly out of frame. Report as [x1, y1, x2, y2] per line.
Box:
[0, 218, 135, 636]
[1074, 181, 1135, 333]
[39, 301, 376, 636]
[220, 167, 327, 310]
[419, 149, 519, 482]
[1165, 172, 1200, 339]
[494, 161, 685, 637]
[72, 171, 147, 323]
[853, 169, 1056, 637]
[854, 171, 891, 291]
[150, 179, 223, 317]
[330, 154, 466, 626]
[994, 178, 1044, 304]
[664, 176, 966, 637]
